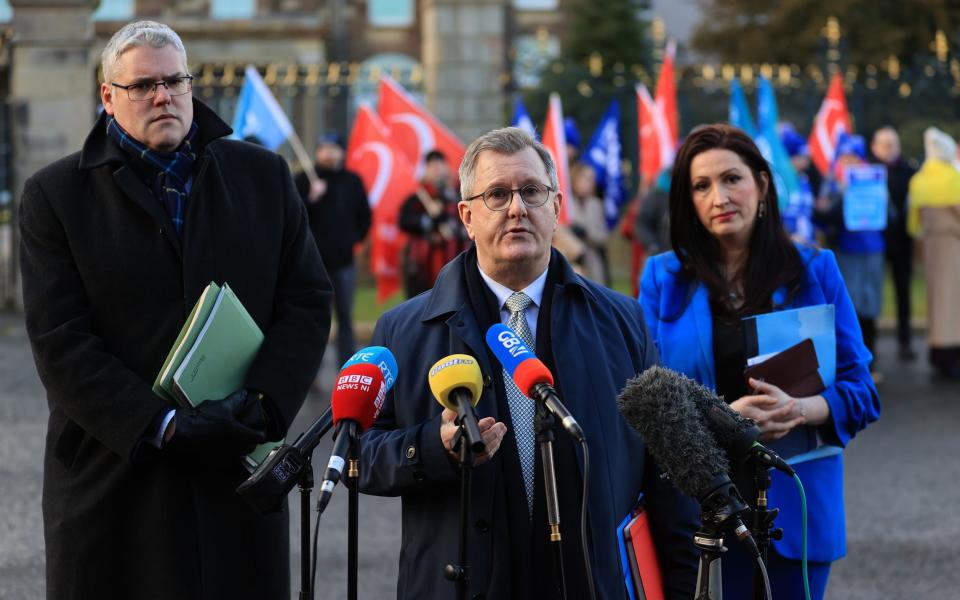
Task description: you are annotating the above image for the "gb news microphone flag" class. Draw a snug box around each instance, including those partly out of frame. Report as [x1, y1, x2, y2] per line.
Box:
[231, 66, 293, 151]
[378, 75, 466, 180]
[511, 94, 539, 140]
[346, 105, 418, 302]
[584, 100, 626, 229]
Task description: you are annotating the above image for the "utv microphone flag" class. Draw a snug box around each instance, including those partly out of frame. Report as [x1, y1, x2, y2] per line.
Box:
[231, 66, 294, 151]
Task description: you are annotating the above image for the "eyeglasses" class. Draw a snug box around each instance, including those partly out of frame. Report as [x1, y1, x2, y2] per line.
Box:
[465, 183, 555, 211]
[111, 76, 194, 101]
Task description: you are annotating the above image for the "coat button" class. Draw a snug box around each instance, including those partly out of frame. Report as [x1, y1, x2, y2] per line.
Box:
[474, 518, 490, 533]
[482, 373, 492, 388]
[405, 445, 416, 459]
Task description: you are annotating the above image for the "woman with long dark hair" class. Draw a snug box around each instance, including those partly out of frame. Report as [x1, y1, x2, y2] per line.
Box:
[640, 124, 880, 599]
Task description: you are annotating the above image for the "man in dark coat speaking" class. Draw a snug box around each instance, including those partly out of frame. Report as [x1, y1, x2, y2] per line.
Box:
[19, 21, 331, 600]
[359, 128, 699, 599]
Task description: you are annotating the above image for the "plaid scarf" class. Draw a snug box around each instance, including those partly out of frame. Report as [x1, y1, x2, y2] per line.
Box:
[106, 117, 199, 239]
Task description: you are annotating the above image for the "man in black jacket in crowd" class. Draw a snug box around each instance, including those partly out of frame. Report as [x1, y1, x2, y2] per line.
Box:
[295, 133, 371, 366]
[871, 126, 918, 360]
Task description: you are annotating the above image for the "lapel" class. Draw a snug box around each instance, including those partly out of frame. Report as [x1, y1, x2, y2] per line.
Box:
[421, 256, 499, 421]
[689, 281, 717, 390]
[111, 165, 183, 258]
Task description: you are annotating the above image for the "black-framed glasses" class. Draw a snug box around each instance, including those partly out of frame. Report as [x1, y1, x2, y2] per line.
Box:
[111, 76, 194, 101]
[465, 183, 555, 211]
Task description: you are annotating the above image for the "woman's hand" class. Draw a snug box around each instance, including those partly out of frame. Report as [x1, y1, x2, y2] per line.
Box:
[729, 378, 806, 441]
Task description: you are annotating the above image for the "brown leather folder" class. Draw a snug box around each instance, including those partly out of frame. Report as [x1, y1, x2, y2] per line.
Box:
[743, 338, 825, 397]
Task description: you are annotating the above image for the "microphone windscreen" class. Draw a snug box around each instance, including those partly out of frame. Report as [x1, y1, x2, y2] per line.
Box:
[331, 363, 386, 431]
[428, 354, 483, 410]
[685, 379, 761, 457]
[617, 366, 730, 499]
[485, 324, 553, 394]
[341, 346, 398, 392]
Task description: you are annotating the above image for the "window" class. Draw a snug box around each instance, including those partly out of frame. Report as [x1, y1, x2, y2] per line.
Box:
[513, 0, 557, 9]
[368, 0, 413, 27]
[93, 0, 134, 20]
[211, 0, 256, 19]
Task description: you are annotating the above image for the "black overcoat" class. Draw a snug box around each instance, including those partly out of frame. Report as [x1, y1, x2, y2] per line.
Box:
[19, 100, 332, 600]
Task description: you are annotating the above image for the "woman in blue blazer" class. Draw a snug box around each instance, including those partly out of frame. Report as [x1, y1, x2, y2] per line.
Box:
[640, 125, 880, 600]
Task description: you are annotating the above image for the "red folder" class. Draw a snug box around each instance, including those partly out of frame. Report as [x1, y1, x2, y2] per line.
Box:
[623, 508, 665, 600]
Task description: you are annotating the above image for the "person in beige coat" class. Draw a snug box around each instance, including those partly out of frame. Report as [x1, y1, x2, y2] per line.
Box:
[907, 127, 960, 379]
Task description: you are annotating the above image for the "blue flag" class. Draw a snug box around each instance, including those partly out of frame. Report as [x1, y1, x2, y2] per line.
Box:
[511, 95, 538, 140]
[584, 100, 626, 229]
[755, 76, 802, 212]
[728, 78, 757, 138]
[231, 66, 293, 150]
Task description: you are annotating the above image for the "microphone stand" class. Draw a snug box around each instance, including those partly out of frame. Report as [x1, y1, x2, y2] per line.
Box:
[347, 437, 360, 600]
[298, 457, 314, 600]
[693, 477, 754, 600]
[751, 461, 781, 600]
[535, 402, 568, 600]
[693, 530, 725, 600]
[443, 427, 474, 600]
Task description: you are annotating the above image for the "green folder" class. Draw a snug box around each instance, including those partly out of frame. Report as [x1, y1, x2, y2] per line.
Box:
[154, 282, 281, 470]
[172, 284, 264, 406]
[153, 281, 222, 405]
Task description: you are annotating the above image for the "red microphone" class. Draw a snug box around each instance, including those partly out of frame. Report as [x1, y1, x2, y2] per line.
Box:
[317, 363, 386, 514]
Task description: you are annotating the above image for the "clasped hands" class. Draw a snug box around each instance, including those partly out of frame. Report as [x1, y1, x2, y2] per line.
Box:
[730, 378, 807, 442]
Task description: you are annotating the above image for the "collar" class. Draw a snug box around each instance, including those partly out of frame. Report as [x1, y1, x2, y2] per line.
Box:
[477, 264, 548, 310]
[79, 98, 232, 171]
[420, 247, 594, 322]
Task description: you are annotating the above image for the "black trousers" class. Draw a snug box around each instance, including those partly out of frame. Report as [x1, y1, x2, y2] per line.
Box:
[886, 242, 913, 348]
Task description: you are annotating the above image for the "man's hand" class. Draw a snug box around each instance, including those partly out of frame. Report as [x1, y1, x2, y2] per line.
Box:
[440, 408, 507, 466]
[307, 179, 327, 203]
[166, 389, 267, 460]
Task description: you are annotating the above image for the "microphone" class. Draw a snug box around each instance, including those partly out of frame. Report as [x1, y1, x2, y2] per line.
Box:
[316, 362, 387, 514]
[484, 323, 585, 442]
[428, 354, 485, 454]
[617, 366, 758, 554]
[341, 345, 398, 392]
[238, 346, 397, 514]
[685, 377, 796, 476]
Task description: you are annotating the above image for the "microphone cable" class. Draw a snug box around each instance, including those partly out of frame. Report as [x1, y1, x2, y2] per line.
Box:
[578, 439, 597, 600]
[793, 471, 811, 600]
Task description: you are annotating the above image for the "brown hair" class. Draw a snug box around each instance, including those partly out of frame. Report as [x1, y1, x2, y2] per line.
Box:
[667, 124, 805, 317]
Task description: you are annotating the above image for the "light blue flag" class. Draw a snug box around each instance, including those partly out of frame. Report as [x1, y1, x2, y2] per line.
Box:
[511, 95, 539, 140]
[584, 100, 626, 229]
[231, 66, 293, 151]
[755, 76, 803, 211]
[728, 78, 757, 138]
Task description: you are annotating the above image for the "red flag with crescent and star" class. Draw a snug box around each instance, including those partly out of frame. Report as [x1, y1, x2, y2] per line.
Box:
[377, 76, 466, 180]
[540, 93, 572, 224]
[346, 105, 418, 302]
[808, 73, 853, 175]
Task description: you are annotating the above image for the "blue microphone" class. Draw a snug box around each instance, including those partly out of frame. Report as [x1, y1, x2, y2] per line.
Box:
[485, 324, 585, 442]
[342, 346, 398, 393]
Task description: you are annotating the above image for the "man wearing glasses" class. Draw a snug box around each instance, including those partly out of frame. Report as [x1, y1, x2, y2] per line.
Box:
[359, 128, 698, 599]
[19, 21, 331, 599]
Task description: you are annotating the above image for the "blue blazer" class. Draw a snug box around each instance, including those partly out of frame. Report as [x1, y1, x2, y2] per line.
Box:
[639, 245, 880, 562]
[360, 250, 699, 599]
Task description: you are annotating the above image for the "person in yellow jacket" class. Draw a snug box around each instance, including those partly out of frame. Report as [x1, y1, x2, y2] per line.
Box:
[907, 127, 960, 379]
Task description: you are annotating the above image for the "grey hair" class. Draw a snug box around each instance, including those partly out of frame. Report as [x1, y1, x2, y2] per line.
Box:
[459, 127, 559, 200]
[101, 21, 188, 83]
